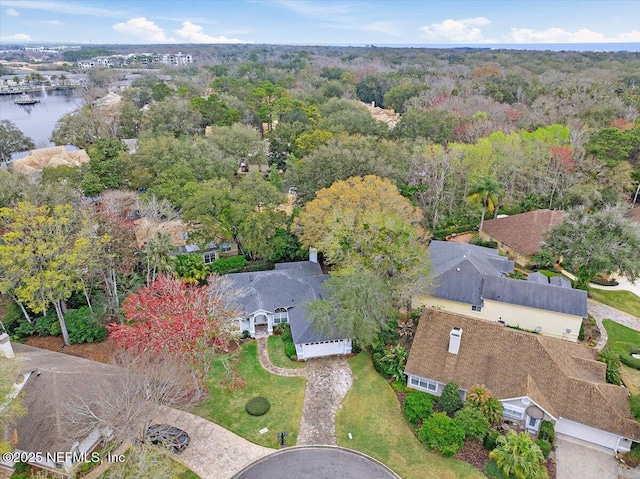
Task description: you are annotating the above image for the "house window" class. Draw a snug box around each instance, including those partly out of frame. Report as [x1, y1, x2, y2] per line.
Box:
[503, 405, 524, 420]
[410, 376, 438, 393]
[273, 308, 288, 324]
[221, 242, 232, 253]
[471, 305, 482, 312]
[203, 251, 216, 265]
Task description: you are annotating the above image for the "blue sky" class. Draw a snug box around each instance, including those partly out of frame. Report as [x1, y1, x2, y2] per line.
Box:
[1, 0, 639, 46]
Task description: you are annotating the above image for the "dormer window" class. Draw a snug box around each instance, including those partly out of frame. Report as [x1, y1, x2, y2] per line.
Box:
[273, 308, 288, 324]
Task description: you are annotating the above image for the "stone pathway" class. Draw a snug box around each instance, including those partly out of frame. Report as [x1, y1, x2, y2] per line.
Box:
[588, 299, 640, 350]
[256, 337, 306, 377]
[256, 337, 354, 445]
[297, 356, 353, 446]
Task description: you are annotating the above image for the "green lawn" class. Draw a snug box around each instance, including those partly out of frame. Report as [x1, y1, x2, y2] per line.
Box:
[336, 352, 484, 479]
[603, 319, 640, 347]
[192, 341, 305, 448]
[267, 335, 305, 369]
[590, 289, 640, 318]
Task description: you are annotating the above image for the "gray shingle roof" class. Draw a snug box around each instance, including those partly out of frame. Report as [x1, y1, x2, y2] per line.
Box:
[550, 275, 572, 289]
[429, 241, 587, 317]
[429, 241, 513, 306]
[482, 276, 588, 317]
[226, 261, 345, 344]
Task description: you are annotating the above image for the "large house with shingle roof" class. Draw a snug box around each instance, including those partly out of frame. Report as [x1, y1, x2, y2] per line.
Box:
[225, 252, 352, 360]
[413, 241, 587, 342]
[479, 209, 566, 265]
[405, 309, 640, 452]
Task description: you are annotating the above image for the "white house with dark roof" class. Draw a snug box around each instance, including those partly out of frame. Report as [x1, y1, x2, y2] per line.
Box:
[413, 241, 587, 342]
[225, 253, 352, 360]
[405, 310, 640, 452]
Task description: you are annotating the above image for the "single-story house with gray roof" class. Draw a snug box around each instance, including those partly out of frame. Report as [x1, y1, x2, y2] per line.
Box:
[225, 252, 352, 360]
[413, 241, 587, 342]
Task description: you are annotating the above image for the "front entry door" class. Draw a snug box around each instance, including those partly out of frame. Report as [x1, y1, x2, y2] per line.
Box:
[526, 415, 540, 432]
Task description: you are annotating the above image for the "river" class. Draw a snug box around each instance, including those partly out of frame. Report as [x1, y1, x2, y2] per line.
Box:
[0, 89, 84, 147]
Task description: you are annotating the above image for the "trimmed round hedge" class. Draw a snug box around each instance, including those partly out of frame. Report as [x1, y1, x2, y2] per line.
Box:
[246, 397, 271, 416]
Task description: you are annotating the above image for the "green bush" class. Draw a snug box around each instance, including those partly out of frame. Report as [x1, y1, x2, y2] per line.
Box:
[245, 397, 271, 416]
[13, 462, 28, 473]
[439, 382, 463, 415]
[33, 313, 60, 336]
[578, 321, 585, 341]
[535, 439, 552, 459]
[418, 412, 465, 457]
[538, 420, 555, 445]
[209, 256, 248, 275]
[403, 391, 434, 427]
[65, 307, 108, 344]
[484, 429, 500, 451]
[284, 340, 297, 359]
[241, 330, 251, 339]
[454, 406, 490, 441]
[612, 342, 640, 369]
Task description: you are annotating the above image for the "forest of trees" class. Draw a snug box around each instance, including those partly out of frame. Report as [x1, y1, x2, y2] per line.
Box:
[1, 43, 640, 375]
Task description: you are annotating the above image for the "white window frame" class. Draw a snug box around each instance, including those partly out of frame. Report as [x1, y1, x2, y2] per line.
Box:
[273, 308, 288, 324]
[410, 376, 438, 393]
[471, 305, 482, 312]
[221, 242, 232, 252]
[503, 405, 525, 420]
[203, 251, 216, 265]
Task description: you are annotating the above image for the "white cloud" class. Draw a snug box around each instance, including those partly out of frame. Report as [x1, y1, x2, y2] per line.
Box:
[0, 33, 31, 42]
[507, 27, 640, 43]
[6, 8, 19, 16]
[113, 17, 172, 43]
[421, 17, 491, 42]
[175, 21, 244, 43]
[47, 20, 61, 25]
[2, 1, 124, 18]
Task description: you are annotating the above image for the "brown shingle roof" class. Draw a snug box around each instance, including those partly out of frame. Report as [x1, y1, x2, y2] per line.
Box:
[405, 309, 640, 440]
[482, 209, 566, 257]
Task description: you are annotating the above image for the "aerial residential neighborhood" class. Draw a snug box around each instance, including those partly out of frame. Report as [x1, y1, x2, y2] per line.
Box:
[1, 1, 640, 479]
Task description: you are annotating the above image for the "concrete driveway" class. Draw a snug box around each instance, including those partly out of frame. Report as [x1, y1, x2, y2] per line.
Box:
[158, 407, 274, 479]
[556, 434, 616, 479]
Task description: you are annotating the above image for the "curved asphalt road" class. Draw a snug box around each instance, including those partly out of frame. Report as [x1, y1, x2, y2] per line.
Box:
[232, 446, 401, 479]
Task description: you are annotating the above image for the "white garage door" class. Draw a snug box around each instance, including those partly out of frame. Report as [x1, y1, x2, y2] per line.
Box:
[301, 341, 346, 359]
[555, 418, 620, 450]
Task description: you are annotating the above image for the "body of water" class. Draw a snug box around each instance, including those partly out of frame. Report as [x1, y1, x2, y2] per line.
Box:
[0, 89, 84, 147]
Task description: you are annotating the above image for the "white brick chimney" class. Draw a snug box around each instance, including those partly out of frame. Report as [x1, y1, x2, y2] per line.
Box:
[0, 333, 15, 358]
[448, 327, 462, 355]
[309, 247, 318, 263]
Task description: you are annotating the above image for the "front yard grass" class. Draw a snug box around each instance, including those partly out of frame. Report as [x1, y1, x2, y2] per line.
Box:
[192, 341, 305, 448]
[603, 319, 640, 347]
[336, 352, 484, 479]
[267, 335, 305, 369]
[590, 289, 640, 318]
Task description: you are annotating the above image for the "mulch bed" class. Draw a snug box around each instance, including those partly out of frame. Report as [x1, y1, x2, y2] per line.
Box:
[25, 335, 115, 363]
[454, 438, 490, 469]
[546, 457, 556, 479]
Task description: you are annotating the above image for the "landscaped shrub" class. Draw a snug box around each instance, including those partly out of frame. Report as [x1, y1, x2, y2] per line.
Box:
[403, 391, 434, 427]
[612, 342, 640, 369]
[578, 321, 585, 341]
[454, 405, 490, 440]
[484, 429, 500, 451]
[245, 397, 271, 416]
[538, 420, 555, 445]
[65, 307, 108, 344]
[418, 412, 465, 457]
[439, 382, 463, 415]
[535, 439, 552, 459]
[209, 256, 248, 275]
[599, 348, 621, 384]
[241, 330, 251, 339]
[284, 340, 297, 359]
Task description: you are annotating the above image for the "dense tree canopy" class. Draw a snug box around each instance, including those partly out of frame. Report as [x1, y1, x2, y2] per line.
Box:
[0, 120, 35, 162]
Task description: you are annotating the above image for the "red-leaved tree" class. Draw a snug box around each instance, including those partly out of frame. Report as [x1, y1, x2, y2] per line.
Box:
[108, 274, 241, 393]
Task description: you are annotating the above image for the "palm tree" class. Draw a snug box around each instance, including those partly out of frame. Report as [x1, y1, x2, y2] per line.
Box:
[489, 431, 546, 479]
[466, 384, 491, 406]
[482, 396, 504, 425]
[466, 176, 503, 236]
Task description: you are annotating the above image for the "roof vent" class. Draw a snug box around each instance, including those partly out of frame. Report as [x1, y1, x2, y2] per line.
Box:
[565, 328, 572, 334]
[448, 327, 463, 355]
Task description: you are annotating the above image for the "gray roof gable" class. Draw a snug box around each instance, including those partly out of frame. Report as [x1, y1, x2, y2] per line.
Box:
[482, 276, 588, 317]
[226, 261, 345, 344]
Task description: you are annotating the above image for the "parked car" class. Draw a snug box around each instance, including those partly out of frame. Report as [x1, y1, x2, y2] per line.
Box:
[144, 424, 190, 452]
